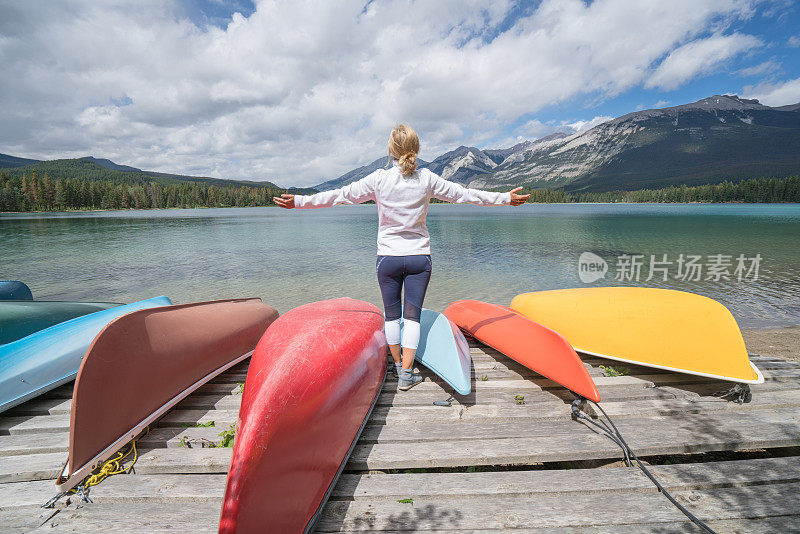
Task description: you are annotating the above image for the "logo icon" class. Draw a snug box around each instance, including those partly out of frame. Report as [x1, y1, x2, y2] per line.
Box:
[578, 252, 607, 283]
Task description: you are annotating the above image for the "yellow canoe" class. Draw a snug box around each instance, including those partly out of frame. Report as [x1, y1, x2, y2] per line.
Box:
[510, 287, 763, 384]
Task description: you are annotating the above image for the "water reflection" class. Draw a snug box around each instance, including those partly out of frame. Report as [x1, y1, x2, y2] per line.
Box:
[2, 204, 799, 328]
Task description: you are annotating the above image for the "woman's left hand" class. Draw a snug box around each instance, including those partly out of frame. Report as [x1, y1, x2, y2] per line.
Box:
[273, 194, 295, 209]
[509, 187, 531, 206]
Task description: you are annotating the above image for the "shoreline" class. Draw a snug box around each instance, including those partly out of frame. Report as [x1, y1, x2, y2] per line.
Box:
[743, 327, 800, 362]
[3, 201, 800, 215]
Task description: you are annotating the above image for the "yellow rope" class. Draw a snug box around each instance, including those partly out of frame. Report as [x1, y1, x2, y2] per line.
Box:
[68, 427, 148, 495]
[81, 439, 139, 489]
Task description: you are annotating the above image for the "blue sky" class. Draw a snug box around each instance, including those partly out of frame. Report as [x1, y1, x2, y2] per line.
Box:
[1, 1, 799, 186]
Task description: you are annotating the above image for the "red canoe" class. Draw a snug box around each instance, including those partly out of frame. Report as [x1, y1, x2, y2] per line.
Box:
[56, 298, 278, 491]
[443, 300, 600, 403]
[219, 298, 387, 534]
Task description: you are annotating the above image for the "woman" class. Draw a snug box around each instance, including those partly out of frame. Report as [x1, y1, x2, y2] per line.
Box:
[274, 125, 530, 390]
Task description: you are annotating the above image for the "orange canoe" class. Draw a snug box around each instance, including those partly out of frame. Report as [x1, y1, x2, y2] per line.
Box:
[443, 300, 600, 402]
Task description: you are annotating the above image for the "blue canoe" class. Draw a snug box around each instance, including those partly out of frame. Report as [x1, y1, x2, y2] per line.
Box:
[0, 301, 121, 345]
[0, 296, 172, 413]
[0, 281, 33, 301]
[412, 308, 472, 395]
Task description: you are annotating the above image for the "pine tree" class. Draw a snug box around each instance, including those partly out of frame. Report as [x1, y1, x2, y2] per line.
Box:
[54, 178, 67, 209]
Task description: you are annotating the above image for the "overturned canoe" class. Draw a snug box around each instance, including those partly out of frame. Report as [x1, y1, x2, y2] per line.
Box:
[219, 298, 387, 534]
[415, 308, 472, 395]
[0, 301, 120, 345]
[56, 298, 278, 492]
[511, 287, 764, 384]
[443, 300, 600, 402]
[0, 296, 172, 414]
[0, 281, 33, 301]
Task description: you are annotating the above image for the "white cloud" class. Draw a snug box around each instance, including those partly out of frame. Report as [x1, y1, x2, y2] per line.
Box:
[0, 0, 762, 186]
[788, 35, 800, 47]
[646, 32, 762, 90]
[742, 77, 800, 106]
[565, 116, 613, 132]
[654, 100, 671, 107]
[734, 59, 781, 77]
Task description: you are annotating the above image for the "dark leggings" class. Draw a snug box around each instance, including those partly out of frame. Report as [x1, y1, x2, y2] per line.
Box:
[376, 255, 432, 322]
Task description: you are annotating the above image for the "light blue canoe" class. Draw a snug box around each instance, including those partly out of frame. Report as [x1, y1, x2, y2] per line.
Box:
[0, 281, 33, 301]
[412, 308, 472, 396]
[0, 296, 172, 413]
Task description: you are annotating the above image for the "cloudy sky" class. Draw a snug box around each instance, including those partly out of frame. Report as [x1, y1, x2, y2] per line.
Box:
[1, 0, 799, 187]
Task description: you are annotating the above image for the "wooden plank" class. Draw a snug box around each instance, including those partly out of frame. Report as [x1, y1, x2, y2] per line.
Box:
[315, 482, 800, 531]
[7, 373, 800, 418]
[0, 475, 228, 510]
[331, 456, 800, 500]
[8, 374, 658, 417]
[0, 433, 67, 457]
[4, 456, 798, 511]
[364, 390, 800, 427]
[4, 399, 73, 417]
[0, 426, 228, 457]
[332, 517, 800, 533]
[0, 452, 65, 483]
[357, 409, 798, 444]
[346, 410, 800, 470]
[0, 447, 233, 483]
[4, 502, 221, 533]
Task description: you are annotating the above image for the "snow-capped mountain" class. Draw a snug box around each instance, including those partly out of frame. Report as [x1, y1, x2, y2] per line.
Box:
[478, 95, 800, 192]
[315, 95, 800, 193]
[313, 139, 544, 191]
[425, 146, 499, 185]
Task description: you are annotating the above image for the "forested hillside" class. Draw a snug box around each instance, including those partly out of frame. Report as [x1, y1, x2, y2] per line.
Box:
[0, 157, 314, 211]
[0, 170, 293, 211]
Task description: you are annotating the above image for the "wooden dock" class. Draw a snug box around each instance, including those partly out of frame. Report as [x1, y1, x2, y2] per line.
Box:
[1, 340, 799, 532]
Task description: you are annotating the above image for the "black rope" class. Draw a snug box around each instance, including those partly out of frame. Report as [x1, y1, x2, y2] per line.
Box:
[712, 383, 751, 404]
[571, 398, 717, 534]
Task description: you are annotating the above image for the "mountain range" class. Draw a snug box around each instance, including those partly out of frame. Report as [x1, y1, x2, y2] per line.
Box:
[3, 94, 799, 194]
[315, 95, 800, 192]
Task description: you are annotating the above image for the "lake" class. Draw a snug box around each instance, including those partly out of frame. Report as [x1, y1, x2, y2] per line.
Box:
[2, 203, 799, 328]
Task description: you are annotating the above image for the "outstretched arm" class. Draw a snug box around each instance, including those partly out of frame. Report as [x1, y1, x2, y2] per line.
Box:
[429, 172, 530, 206]
[273, 172, 377, 209]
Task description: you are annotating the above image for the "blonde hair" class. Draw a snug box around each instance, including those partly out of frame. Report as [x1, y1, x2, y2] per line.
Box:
[387, 124, 420, 176]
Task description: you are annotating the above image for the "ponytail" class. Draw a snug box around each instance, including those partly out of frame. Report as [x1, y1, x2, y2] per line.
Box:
[387, 124, 420, 176]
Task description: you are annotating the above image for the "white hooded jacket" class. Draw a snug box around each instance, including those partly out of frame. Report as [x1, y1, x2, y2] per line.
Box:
[294, 164, 511, 256]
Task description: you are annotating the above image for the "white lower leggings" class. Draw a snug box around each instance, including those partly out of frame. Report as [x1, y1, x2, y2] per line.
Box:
[383, 318, 421, 350]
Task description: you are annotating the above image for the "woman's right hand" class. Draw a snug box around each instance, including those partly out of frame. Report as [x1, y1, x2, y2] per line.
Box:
[509, 187, 531, 206]
[273, 194, 295, 209]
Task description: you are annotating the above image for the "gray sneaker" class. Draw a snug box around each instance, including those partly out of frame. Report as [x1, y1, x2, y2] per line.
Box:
[398, 370, 423, 391]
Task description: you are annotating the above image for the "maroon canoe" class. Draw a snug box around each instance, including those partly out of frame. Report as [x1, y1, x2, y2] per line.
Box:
[219, 298, 387, 533]
[56, 298, 278, 491]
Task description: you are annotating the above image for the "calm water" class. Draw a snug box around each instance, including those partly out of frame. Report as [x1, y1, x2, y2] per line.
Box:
[2, 204, 799, 328]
